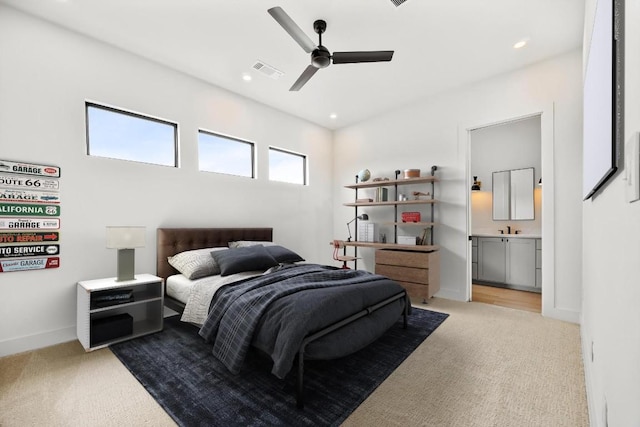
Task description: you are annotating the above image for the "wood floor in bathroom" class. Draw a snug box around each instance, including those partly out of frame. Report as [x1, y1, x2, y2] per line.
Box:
[472, 284, 541, 313]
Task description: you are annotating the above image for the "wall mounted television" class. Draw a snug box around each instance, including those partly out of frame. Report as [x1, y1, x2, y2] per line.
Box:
[583, 0, 624, 200]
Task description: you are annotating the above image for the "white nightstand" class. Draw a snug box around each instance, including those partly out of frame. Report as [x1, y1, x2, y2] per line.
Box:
[76, 273, 164, 351]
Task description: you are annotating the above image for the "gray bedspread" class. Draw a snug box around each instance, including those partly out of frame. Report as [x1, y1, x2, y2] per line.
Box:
[199, 263, 405, 378]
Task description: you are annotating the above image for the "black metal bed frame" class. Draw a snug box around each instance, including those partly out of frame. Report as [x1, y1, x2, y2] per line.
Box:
[164, 289, 409, 409]
[295, 289, 409, 408]
[156, 226, 410, 410]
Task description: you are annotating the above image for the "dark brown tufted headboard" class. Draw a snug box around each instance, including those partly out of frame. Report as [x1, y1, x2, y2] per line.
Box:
[156, 227, 273, 281]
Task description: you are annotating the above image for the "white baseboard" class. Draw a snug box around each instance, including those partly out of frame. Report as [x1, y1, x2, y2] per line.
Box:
[543, 306, 581, 324]
[434, 288, 467, 301]
[581, 322, 598, 427]
[0, 326, 76, 358]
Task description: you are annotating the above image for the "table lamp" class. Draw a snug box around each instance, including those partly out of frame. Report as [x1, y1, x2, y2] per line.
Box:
[106, 226, 145, 282]
[346, 214, 368, 242]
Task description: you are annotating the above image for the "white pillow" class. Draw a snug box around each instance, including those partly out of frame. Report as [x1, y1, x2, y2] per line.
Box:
[228, 240, 276, 248]
[167, 247, 227, 280]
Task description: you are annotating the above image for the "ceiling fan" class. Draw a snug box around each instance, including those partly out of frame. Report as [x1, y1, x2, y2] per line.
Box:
[267, 6, 394, 91]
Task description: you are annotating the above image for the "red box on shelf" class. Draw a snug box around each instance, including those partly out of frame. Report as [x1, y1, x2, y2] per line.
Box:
[401, 212, 421, 222]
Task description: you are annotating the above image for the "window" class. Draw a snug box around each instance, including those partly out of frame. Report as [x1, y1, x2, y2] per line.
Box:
[198, 130, 255, 178]
[269, 147, 307, 185]
[85, 102, 177, 167]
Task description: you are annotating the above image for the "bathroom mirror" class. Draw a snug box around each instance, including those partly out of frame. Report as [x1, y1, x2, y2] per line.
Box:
[492, 167, 534, 220]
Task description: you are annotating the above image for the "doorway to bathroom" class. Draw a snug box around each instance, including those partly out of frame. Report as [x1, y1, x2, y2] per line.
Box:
[468, 115, 543, 313]
[471, 284, 541, 313]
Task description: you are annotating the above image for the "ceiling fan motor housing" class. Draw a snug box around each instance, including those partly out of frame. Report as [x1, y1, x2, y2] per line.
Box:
[312, 46, 331, 68]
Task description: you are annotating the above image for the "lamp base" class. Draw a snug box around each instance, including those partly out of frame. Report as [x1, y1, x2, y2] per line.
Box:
[116, 248, 136, 282]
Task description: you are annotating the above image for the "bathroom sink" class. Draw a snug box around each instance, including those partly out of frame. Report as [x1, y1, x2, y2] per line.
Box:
[473, 233, 541, 238]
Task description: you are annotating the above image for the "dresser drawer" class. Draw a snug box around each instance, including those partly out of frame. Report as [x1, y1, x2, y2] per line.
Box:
[396, 281, 431, 302]
[375, 264, 430, 284]
[375, 250, 430, 268]
[375, 249, 440, 302]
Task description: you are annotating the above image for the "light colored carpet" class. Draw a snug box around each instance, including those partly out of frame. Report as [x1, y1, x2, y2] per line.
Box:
[0, 298, 588, 426]
[0, 339, 174, 427]
[343, 298, 588, 426]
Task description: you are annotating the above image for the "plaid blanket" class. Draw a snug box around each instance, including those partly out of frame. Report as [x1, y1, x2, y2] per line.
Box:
[199, 263, 396, 377]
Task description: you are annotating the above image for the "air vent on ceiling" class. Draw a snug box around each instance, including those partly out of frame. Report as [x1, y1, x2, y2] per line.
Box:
[390, 0, 408, 6]
[252, 60, 284, 80]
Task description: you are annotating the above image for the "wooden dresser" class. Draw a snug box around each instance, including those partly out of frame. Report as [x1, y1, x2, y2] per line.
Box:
[375, 249, 440, 303]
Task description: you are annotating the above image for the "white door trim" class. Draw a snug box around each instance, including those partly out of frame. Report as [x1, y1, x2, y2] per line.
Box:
[459, 102, 561, 320]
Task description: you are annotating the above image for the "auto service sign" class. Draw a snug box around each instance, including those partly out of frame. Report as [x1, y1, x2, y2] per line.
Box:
[0, 244, 59, 259]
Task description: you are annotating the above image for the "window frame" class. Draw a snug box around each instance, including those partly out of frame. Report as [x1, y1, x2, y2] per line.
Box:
[197, 129, 256, 179]
[85, 101, 179, 167]
[268, 146, 308, 185]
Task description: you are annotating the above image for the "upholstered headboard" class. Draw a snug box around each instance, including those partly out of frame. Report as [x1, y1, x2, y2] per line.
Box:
[156, 227, 273, 281]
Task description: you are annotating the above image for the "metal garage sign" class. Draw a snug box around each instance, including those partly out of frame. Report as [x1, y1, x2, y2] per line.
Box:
[0, 218, 60, 230]
[0, 244, 59, 259]
[0, 159, 62, 273]
[0, 160, 60, 178]
[0, 232, 59, 243]
[0, 203, 60, 216]
[0, 256, 60, 272]
[0, 174, 59, 191]
[0, 188, 60, 204]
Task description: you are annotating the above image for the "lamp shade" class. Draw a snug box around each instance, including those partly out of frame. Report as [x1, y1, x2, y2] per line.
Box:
[106, 226, 146, 249]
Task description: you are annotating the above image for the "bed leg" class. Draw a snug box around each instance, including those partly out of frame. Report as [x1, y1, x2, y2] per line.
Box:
[403, 293, 409, 329]
[296, 349, 305, 409]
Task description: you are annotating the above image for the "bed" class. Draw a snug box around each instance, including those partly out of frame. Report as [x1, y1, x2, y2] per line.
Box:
[156, 227, 409, 407]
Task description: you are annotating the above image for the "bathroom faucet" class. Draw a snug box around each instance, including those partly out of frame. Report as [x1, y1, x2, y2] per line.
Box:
[506, 225, 511, 234]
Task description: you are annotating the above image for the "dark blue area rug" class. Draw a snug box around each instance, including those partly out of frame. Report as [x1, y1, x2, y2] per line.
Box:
[111, 308, 448, 427]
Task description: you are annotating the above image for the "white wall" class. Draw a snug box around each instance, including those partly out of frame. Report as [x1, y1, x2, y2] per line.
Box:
[470, 116, 542, 235]
[333, 49, 583, 321]
[0, 7, 334, 356]
[581, 1, 640, 425]
[4, 2, 635, 423]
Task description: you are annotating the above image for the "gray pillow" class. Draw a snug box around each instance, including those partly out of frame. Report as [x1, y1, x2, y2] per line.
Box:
[167, 247, 227, 279]
[211, 245, 279, 276]
[228, 240, 277, 248]
[265, 245, 304, 263]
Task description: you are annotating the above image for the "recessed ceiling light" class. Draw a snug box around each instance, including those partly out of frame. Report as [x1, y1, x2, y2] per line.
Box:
[242, 74, 252, 82]
[513, 39, 528, 49]
[329, 113, 337, 119]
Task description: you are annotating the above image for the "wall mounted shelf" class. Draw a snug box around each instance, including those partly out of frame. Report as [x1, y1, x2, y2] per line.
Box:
[344, 199, 437, 207]
[337, 165, 439, 268]
[344, 176, 438, 190]
[341, 241, 439, 252]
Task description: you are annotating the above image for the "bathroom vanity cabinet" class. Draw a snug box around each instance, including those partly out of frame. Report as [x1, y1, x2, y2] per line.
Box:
[474, 236, 540, 291]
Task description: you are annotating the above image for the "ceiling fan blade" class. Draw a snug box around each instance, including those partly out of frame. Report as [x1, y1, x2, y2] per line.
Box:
[268, 7, 316, 54]
[290, 65, 319, 91]
[332, 51, 394, 64]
